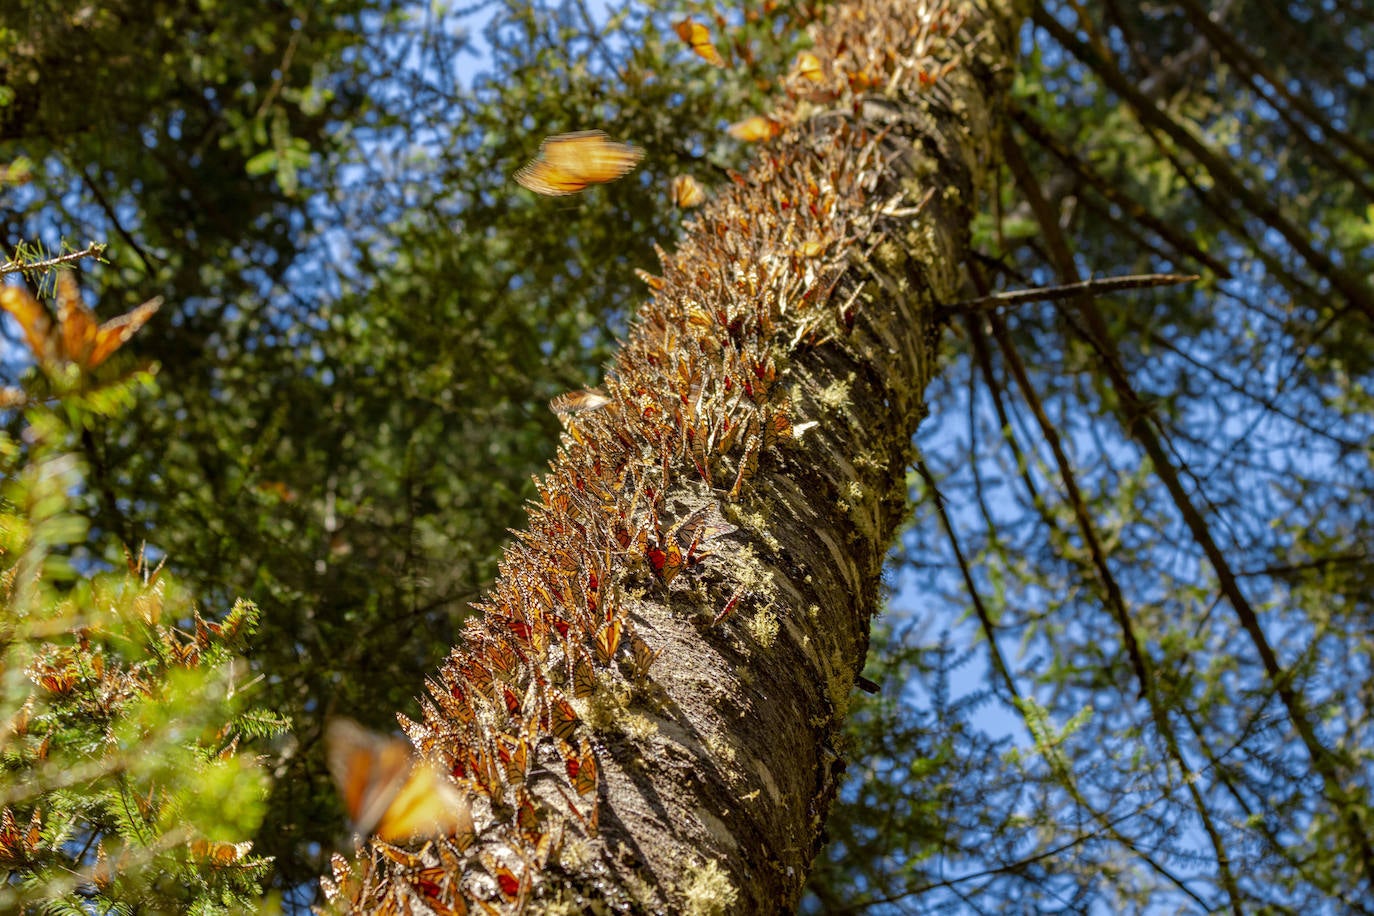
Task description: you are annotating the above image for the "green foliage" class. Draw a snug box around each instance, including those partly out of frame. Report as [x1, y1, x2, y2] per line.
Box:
[809, 1, 1374, 911]
[8, 0, 814, 896]
[10, 0, 1371, 911]
[0, 356, 284, 912]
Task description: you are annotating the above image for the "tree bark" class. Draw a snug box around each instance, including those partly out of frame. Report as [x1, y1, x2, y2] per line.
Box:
[321, 0, 1022, 912]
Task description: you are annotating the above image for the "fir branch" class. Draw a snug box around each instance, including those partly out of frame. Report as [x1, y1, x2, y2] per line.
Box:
[0, 243, 108, 277]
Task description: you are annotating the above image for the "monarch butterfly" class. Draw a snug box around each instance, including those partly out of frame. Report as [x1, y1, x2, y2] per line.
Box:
[571, 650, 597, 698]
[515, 790, 543, 844]
[646, 540, 684, 584]
[502, 685, 523, 718]
[514, 131, 644, 197]
[189, 838, 254, 866]
[572, 741, 598, 796]
[670, 174, 706, 209]
[593, 618, 623, 665]
[727, 115, 782, 143]
[0, 275, 161, 370]
[324, 718, 472, 843]
[629, 633, 661, 680]
[792, 51, 825, 83]
[495, 734, 528, 785]
[673, 18, 726, 68]
[550, 387, 613, 415]
[547, 693, 580, 743]
[490, 860, 522, 899]
[486, 640, 521, 682]
[635, 268, 666, 291]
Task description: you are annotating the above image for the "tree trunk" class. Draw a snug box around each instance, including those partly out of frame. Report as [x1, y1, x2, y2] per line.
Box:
[322, 0, 1022, 911]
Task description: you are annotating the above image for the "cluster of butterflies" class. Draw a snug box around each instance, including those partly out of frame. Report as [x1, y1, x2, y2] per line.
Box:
[340, 52, 751, 826]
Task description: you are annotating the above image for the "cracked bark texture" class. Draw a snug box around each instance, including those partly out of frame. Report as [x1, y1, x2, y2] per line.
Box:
[321, 1, 1023, 912]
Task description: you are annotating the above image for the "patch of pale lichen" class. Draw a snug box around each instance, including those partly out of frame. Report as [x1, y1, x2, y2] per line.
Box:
[681, 859, 741, 916]
[745, 604, 781, 647]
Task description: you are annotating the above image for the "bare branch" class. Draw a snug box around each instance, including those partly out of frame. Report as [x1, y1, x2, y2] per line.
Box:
[941, 272, 1198, 314]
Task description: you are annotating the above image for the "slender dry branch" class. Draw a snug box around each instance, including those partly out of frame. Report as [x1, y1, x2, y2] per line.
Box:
[1007, 106, 1234, 278]
[987, 310, 1243, 915]
[941, 272, 1197, 314]
[1035, 8, 1374, 321]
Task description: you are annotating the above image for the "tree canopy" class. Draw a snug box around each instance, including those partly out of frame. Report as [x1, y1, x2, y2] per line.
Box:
[2, 0, 1371, 911]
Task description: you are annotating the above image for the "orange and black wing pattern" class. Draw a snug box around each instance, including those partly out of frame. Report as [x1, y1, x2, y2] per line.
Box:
[514, 130, 644, 197]
[325, 718, 473, 844]
[0, 274, 160, 370]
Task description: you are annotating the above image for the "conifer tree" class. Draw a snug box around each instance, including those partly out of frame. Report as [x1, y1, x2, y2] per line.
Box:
[0, 267, 287, 913]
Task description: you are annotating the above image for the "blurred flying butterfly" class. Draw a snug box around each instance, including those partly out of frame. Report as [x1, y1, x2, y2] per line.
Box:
[0, 274, 161, 370]
[727, 115, 782, 143]
[792, 51, 824, 83]
[670, 174, 706, 209]
[325, 718, 473, 843]
[550, 387, 613, 415]
[514, 130, 644, 197]
[673, 18, 727, 68]
[189, 838, 254, 866]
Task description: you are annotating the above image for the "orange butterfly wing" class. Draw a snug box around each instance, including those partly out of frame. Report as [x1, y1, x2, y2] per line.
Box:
[670, 175, 705, 209]
[1, 276, 160, 370]
[325, 718, 473, 843]
[547, 693, 580, 743]
[0, 284, 53, 361]
[515, 131, 643, 197]
[673, 19, 726, 68]
[550, 387, 613, 415]
[88, 297, 162, 369]
[593, 618, 622, 665]
[571, 651, 597, 698]
[727, 115, 782, 143]
[792, 51, 825, 83]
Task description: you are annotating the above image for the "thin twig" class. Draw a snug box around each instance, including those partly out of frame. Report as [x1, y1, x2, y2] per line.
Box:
[941, 272, 1198, 314]
[0, 243, 108, 277]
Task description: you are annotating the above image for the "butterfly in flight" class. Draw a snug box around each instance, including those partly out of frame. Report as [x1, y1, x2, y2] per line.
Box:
[325, 718, 472, 843]
[673, 18, 726, 68]
[0, 273, 160, 371]
[670, 175, 706, 209]
[514, 130, 644, 197]
[549, 387, 613, 415]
